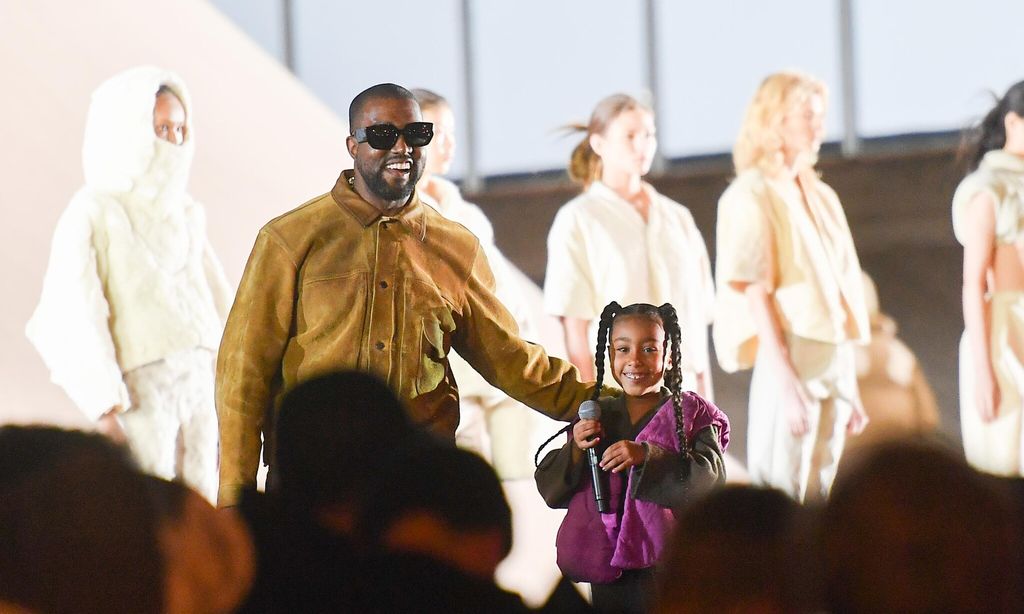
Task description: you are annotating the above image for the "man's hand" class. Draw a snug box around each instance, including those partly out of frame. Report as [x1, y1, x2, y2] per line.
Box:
[600, 440, 646, 473]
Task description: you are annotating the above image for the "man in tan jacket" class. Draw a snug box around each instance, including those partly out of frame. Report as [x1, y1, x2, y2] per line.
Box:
[216, 83, 593, 505]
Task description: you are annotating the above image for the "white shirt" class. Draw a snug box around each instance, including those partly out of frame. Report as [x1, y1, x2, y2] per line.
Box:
[544, 181, 714, 376]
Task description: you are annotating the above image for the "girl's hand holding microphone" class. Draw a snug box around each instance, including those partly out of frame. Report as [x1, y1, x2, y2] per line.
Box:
[600, 440, 646, 473]
[573, 419, 602, 449]
[573, 418, 645, 473]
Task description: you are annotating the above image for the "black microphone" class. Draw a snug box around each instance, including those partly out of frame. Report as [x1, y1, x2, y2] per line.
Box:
[578, 400, 609, 513]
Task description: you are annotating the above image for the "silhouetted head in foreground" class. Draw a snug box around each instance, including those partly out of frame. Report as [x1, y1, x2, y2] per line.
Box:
[822, 440, 1022, 613]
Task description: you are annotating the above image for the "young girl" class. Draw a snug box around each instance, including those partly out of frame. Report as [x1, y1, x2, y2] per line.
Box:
[543, 94, 715, 400]
[535, 302, 729, 613]
[954, 80, 1024, 476]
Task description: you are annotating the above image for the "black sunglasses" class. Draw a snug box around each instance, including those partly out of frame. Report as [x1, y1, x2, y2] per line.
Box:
[352, 122, 434, 150]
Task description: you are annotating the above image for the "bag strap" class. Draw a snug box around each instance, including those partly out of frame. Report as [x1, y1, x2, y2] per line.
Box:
[534, 423, 572, 468]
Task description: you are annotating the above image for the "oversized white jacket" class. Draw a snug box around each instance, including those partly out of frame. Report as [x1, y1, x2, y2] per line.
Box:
[26, 66, 231, 421]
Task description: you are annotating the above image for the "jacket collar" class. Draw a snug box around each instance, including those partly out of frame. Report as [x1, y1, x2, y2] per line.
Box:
[330, 170, 427, 241]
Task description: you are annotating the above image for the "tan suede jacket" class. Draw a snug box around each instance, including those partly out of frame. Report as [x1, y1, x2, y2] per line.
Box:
[216, 171, 591, 504]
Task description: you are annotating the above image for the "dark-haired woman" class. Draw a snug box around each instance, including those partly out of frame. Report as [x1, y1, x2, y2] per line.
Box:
[543, 94, 715, 400]
[535, 302, 728, 613]
[954, 80, 1024, 476]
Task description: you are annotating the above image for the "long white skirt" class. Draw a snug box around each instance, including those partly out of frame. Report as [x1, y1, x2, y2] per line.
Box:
[747, 334, 856, 502]
[960, 291, 1024, 477]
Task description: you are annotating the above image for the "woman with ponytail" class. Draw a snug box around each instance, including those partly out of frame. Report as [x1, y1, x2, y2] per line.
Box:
[953, 80, 1024, 476]
[713, 71, 870, 503]
[535, 301, 729, 613]
[543, 95, 716, 401]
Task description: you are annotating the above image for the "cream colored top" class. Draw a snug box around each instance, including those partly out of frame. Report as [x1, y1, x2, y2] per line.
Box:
[713, 169, 870, 373]
[952, 150, 1024, 246]
[543, 181, 714, 375]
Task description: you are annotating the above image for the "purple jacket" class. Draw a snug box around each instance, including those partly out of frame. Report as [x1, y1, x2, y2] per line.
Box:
[554, 392, 729, 583]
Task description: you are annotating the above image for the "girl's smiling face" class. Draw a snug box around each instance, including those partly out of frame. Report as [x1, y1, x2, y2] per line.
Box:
[609, 315, 666, 398]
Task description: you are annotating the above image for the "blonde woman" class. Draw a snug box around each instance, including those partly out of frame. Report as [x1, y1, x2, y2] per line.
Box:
[954, 80, 1024, 476]
[544, 94, 715, 400]
[714, 71, 870, 502]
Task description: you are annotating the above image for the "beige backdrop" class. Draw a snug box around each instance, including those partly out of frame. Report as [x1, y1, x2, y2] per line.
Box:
[0, 0, 349, 426]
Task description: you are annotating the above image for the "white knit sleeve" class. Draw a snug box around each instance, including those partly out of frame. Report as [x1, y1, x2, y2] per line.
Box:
[25, 194, 131, 420]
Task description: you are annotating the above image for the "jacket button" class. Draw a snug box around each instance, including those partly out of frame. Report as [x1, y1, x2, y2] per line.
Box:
[379, 280, 388, 289]
[375, 341, 385, 350]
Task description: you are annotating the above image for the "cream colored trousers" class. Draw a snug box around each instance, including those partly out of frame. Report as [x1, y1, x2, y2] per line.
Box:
[119, 348, 219, 503]
[450, 349, 538, 480]
[748, 334, 856, 502]
[960, 291, 1024, 477]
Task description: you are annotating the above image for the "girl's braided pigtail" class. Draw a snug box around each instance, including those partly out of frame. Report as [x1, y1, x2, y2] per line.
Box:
[658, 303, 689, 468]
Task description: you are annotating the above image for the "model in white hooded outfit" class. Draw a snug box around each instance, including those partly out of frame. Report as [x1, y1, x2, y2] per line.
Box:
[26, 67, 231, 502]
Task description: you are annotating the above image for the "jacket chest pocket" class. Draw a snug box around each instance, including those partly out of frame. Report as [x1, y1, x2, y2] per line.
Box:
[409, 280, 456, 395]
[296, 271, 368, 346]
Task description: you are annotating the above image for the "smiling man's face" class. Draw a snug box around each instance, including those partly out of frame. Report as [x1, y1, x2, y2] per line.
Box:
[347, 96, 426, 210]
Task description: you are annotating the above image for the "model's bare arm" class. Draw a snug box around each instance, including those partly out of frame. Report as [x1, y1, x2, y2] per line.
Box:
[962, 191, 999, 422]
[560, 316, 595, 381]
[738, 281, 815, 436]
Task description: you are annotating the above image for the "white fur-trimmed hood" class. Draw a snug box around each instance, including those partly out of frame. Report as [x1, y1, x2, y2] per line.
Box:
[82, 65, 194, 194]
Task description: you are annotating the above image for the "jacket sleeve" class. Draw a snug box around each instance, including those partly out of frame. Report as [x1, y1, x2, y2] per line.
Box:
[25, 196, 131, 421]
[215, 228, 297, 506]
[631, 425, 726, 508]
[452, 243, 594, 422]
[534, 436, 585, 509]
